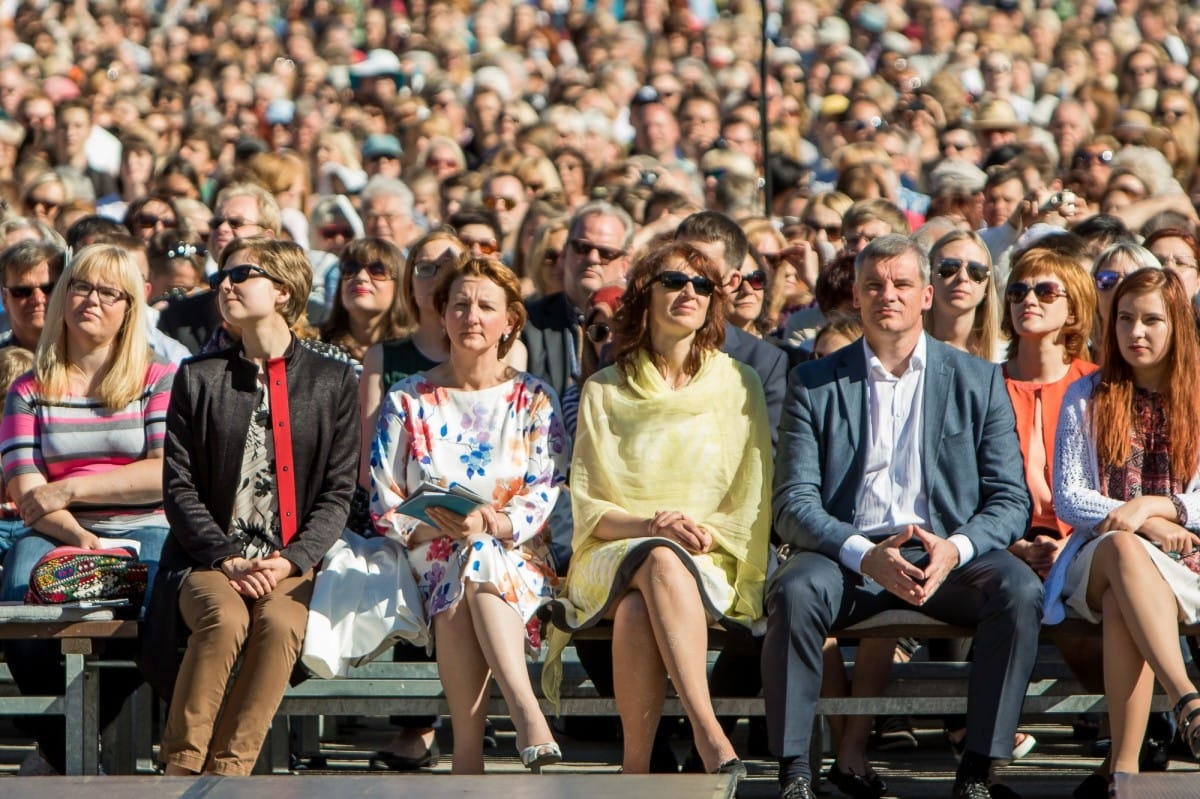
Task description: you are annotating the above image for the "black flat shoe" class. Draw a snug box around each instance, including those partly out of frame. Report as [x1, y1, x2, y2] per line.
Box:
[827, 762, 887, 799]
[714, 757, 748, 783]
[370, 739, 440, 771]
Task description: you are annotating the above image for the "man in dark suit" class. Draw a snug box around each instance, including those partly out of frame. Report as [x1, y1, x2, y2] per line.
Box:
[522, 200, 635, 401]
[674, 211, 787, 434]
[763, 235, 1040, 799]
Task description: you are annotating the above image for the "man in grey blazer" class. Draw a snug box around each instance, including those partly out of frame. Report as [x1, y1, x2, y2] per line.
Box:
[763, 235, 1040, 799]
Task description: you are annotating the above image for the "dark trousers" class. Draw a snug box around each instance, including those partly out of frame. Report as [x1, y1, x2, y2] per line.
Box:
[761, 548, 1043, 781]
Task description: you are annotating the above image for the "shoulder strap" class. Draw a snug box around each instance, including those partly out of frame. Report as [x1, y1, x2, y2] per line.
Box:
[266, 356, 298, 546]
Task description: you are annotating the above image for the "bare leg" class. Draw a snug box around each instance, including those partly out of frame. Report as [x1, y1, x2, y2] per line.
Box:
[1100, 590, 1155, 774]
[836, 637, 896, 775]
[627, 548, 736, 772]
[462, 581, 556, 752]
[434, 598, 490, 774]
[610, 590, 667, 773]
[821, 638, 849, 748]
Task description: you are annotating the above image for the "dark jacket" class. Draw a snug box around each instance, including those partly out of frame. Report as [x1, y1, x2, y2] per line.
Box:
[140, 339, 360, 701]
[521, 291, 580, 402]
[722, 322, 787, 444]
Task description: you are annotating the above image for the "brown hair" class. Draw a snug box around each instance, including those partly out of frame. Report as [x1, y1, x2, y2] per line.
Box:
[403, 228, 464, 321]
[1001, 246, 1096, 362]
[432, 256, 526, 358]
[611, 242, 727, 381]
[321, 237, 412, 354]
[1093, 268, 1200, 480]
[218, 237, 311, 328]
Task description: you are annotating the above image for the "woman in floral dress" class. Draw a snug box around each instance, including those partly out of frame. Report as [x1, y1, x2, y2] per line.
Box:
[371, 256, 568, 774]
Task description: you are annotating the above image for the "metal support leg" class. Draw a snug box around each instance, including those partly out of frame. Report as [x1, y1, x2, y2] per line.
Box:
[62, 646, 85, 774]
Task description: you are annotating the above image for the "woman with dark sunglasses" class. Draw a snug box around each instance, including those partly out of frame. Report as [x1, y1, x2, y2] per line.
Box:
[542, 242, 771, 781]
[925, 230, 1003, 361]
[320, 237, 411, 363]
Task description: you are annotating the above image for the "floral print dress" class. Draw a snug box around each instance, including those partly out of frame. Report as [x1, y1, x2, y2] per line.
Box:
[370, 372, 568, 651]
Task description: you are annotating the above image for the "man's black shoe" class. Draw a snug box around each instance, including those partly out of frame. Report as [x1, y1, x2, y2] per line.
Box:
[780, 777, 818, 799]
[951, 777, 992, 799]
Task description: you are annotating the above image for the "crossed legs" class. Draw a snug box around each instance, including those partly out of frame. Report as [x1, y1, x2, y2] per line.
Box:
[1084, 531, 1200, 774]
[610, 547, 737, 774]
[434, 579, 556, 774]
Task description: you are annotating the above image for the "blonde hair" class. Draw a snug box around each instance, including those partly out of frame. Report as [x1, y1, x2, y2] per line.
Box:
[35, 244, 150, 410]
[218, 237, 312, 328]
[0, 347, 33, 394]
[925, 230, 1001, 360]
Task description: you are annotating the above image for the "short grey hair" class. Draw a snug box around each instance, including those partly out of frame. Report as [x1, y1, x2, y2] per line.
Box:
[569, 200, 635, 251]
[855, 234, 930, 284]
[1094, 242, 1162, 275]
[361, 176, 414, 215]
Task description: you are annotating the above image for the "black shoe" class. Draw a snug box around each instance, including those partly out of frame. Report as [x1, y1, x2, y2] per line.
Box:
[370, 739, 439, 771]
[872, 715, 918, 752]
[715, 757, 748, 783]
[780, 777, 818, 799]
[1072, 772, 1110, 799]
[827, 762, 886, 799]
[951, 777, 992, 799]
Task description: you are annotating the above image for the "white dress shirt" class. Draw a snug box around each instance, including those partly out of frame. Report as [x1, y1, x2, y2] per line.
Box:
[839, 333, 975, 574]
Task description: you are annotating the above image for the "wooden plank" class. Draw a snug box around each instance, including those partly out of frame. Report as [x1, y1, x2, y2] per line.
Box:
[0, 620, 137, 639]
[1113, 773, 1200, 799]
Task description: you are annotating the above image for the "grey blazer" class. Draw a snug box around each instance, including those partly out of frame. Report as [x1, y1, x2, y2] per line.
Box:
[773, 335, 1031, 561]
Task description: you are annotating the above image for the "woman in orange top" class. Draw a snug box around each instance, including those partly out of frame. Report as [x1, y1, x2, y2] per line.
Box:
[1001, 245, 1099, 574]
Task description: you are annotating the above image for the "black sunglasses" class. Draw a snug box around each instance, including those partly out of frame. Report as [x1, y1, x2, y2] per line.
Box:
[570, 239, 625, 263]
[936, 258, 990, 284]
[133, 213, 176, 229]
[742, 269, 768, 290]
[586, 322, 612, 343]
[1094, 270, 1121, 291]
[208, 264, 281, 290]
[655, 270, 716, 297]
[4, 281, 55, 299]
[209, 215, 262, 231]
[339, 259, 391, 280]
[1006, 280, 1067, 304]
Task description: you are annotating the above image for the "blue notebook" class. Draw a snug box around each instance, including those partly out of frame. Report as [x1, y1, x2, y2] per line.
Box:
[395, 481, 489, 527]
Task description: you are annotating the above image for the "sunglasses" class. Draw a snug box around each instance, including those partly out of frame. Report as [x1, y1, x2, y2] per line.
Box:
[28, 198, 60, 212]
[462, 237, 499, 256]
[742, 269, 768, 290]
[340, 259, 392, 280]
[209, 215, 263, 231]
[570, 239, 625, 263]
[655, 270, 716, 297]
[133, 213, 176, 229]
[1006, 281, 1067, 304]
[936, 258, 990, 283]
[319, 223, 354, 239]
[208, 264, 281, 290]
[1094, 270, 1122, 291]
[484, 196, 519, 211]
[4, 281, 55, 299]
[543, 248, 561, 264]
[586, 322, 612, 343]
[802, 221, 842, 239]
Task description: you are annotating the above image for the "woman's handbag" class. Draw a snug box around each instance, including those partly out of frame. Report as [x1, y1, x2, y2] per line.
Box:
[25, 545, 148, 605]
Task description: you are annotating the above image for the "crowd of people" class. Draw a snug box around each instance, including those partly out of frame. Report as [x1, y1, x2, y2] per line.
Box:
[1, 1, 1200, 798]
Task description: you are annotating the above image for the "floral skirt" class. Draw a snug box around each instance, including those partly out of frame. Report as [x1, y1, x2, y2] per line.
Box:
[409, 532, 556, 653]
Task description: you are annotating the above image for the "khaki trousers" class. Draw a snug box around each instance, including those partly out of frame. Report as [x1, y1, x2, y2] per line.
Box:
[161, 567, 313, 775]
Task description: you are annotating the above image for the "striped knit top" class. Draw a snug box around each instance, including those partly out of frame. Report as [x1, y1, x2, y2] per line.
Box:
[0, 360, 176, 531]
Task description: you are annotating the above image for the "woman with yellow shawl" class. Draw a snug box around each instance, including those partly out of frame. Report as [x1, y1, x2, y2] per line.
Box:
[542, 242, 772, 779]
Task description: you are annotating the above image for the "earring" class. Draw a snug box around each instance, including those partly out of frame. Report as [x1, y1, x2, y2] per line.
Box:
[501, 332, 511, 342]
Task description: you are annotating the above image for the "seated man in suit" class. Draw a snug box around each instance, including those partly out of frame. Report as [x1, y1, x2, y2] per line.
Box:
[764, 235, 1040, 799]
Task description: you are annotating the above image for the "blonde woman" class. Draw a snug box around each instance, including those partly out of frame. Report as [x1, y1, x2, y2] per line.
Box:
[925, 230, 1002, 361]
[0, 244, 176, 774]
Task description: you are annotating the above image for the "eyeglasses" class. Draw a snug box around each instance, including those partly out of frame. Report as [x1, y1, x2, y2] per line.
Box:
[209, 215, 263, 232]
[1094, 270, 1122, 291]
[133, 213, 175, 229]
[1073, 149, 1114, 167]
[741, 269, 768, 290]
[842, 116, 883, 133]
[936, 258, 990, 283]
[585, 322, 612, 343]
[543, 248, 561, 264]
[340, 259, 392, 281]
[462, 237, 499, 256]
[570, 239, 626, 263]
[67, 279, 128, 306]
[655, 270, 716, 297]
[484, 195, 520, 211]
[319, 223, 354, 239]
[4, 281, 55, 299]
[166, 242, 204, 260]
[412, 260, 442, 278]
[1006, 281, 1067, 304]
[1154, 253, 1200, 270]
[208, 264, 282, 290]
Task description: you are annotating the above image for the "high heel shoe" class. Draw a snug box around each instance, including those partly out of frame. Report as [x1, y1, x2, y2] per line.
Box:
[713, 757, 748, 783]
[1172, 691, 1200, 758]
[520, 742, 562, 773]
